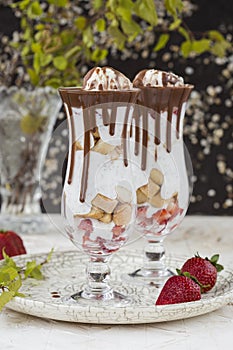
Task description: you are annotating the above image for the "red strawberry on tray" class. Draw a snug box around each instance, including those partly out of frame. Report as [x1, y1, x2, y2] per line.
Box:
[0, 230, 26, 259]
[155, 275, 201, 305]
[180, 253, 224, 293]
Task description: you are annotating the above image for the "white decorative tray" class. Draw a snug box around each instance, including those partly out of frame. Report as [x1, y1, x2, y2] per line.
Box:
[4, 250, 233, 324]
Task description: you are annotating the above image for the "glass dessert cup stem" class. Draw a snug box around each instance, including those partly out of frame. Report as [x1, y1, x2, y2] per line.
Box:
[71, 254, 131, 306]
[123, 237, 173, 287]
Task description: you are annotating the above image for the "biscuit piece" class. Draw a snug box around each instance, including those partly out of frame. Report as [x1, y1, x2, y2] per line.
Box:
[136, 188, 147, 204]
[113, 203, 132, 226]
[74, 206, 104, 219]
[116, 185, 132, 203]
[139, 181, 160, 199]
[91, 193, 118, 214]
[150, 168, 164, 186]
[149, 192, 165, 208]
[92, 139, 115, 155]
[99, 213, 112, 224]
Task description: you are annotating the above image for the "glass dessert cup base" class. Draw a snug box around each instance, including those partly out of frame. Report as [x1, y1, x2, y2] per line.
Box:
[122, 239, 173, 287]
[71, 286, 131, 306]
[67, 258, 132, 307]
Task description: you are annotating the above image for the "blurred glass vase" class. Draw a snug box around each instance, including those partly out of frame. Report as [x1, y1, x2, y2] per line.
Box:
[0, 86, 61, 232]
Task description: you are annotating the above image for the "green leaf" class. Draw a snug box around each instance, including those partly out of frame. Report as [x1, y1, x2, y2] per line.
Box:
[65, 46, 82, 59]
[116, 7, 132, 23]
[23, 27, 32, 40]
[165, 0, 183, 17]
[107, 0, 118, 11]
[30, 267, 43, 280]
[91, 48, 108, 62]
[28, 1, 43, 17]
[2, 250, 17, 270]
[121, 19, 142, 41]
[169, 18, 181, 30]
[11, 0, 30, 10]
[153, 33, 170, 51]
[46, 248, 54, 263]
[47, 0, 68, 5]
[208, 30, 225, 42]
[95, 18, 106, 32]
[35, 24, 45, 31]
[20, 17, 27, 29]
[93, 0, 103, 10]
[33, 52, 41, 74]
[31, 42, 42, 53]
[53, 56, 68, 70]
[210, 40, 231, 57]
[0, 291, 15, 311]
[0, 267, 18, 281]
[57, 0, 68, 6]
[118, 0, 134, 8]
[0, 272, 10, 282]
[0, 249, 54, 311]
[105, 11, 115, 21]
[210, 254, 220, 264]
[108, 25, 126, 50]
[178, 26, 190, 41]
[216, 263, 224, 273]
[134, 0, 158, 26]
[61, 30, 75, 45]
[9, 278, 22, 293]
[24, 261, 37, 278]
[75, 16, 87, 31]
[192, 39, 211, 54]
[27, 69, 40, 86]
[44, 78, 61, 88]
[181, 40, 192, 57]
[82, 27, 94, 48]
[40, 54, 53, 67]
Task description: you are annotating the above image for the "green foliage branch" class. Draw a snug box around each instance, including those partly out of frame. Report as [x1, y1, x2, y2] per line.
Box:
[8, 0, 233, 87]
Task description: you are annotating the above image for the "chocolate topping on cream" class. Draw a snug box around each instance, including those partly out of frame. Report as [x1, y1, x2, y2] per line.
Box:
[132, 69, 193, 159]
[133, 69, 185, 88]
[59, 67, 193, 203]
[83, 67, 133, 91]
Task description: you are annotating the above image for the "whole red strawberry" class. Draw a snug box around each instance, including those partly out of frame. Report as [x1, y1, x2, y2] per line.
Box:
[0, 230, 26, 259]
[155, 275, 201, 305]
[180, 254, 223, 293]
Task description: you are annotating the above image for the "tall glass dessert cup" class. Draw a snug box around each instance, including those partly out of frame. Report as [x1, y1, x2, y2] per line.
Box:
[124, 69, 194, 286]
[59, 67, 139, 305]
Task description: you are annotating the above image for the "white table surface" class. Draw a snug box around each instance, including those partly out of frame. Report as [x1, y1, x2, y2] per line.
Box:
[0, 214, 232, 350]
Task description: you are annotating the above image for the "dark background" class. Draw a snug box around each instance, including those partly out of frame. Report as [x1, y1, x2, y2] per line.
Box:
[0, 1, 232, 215]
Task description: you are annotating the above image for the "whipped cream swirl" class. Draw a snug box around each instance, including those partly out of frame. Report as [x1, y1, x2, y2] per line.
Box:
[133, 69, 185, 87]
[83, 67, 133, 91]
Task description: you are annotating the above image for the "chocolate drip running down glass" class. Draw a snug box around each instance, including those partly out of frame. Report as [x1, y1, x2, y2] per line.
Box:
[59, 67, 140, 304]
[124, 69, 194, 285]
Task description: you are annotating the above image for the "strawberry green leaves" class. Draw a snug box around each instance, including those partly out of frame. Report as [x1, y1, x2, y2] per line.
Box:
[208, 254, 224, 273]
[0, 249, 54, 311]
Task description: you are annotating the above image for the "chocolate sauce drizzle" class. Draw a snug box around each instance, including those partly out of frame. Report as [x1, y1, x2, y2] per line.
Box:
[59, 85, 193, 202]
